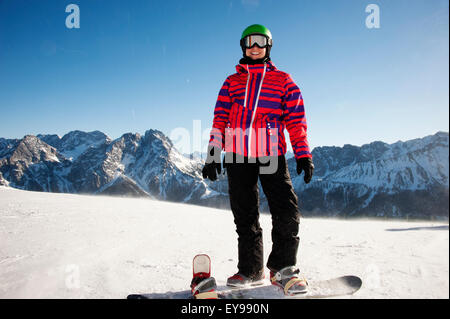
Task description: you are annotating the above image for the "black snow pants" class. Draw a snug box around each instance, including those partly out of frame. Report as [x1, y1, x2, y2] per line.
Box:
[225, 153, 301, 278]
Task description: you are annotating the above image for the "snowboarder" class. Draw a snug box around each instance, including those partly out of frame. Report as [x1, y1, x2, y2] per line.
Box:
[202, 24, 314, 295]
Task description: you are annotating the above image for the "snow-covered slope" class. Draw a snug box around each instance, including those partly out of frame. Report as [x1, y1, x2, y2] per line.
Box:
[0, 187, 448, 299]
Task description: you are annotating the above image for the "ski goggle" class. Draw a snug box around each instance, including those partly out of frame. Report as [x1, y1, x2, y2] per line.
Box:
[241, 34, 272, 49]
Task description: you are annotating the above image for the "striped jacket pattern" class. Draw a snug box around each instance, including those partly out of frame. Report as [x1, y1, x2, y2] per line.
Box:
[209, 61, 312, 160]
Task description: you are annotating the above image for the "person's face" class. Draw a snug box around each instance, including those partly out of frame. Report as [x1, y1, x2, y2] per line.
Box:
[245, 45, 266, 60]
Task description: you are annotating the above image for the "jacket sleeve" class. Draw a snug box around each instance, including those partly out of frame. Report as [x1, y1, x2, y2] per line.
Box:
[208, 77, 232, 150]
[282, 74, 312, 159]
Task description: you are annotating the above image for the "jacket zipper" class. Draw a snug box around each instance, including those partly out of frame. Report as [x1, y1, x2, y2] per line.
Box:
[248, 63, 267, 158]
[243, 65, 250, 108]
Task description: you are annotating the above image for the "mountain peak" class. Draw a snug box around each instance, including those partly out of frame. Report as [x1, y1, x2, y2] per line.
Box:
[142, 129, 174, 151]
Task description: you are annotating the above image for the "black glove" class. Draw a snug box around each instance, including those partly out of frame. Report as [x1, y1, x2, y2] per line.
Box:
[296, 157, 314, 184]
[202, 146, 222, 181]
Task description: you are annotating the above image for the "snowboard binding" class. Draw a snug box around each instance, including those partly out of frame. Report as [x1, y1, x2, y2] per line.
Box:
[190, 254, 218, 299]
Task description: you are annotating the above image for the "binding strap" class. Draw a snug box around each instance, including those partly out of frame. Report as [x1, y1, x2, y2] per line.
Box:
[271, 271, 308, 295]
[194, 291, 219, 299]
[283, 277, 307, 295]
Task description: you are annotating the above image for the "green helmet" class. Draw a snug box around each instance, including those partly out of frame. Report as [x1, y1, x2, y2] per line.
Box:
[241, 24, 272, 41]
[240, 24, 273, 59]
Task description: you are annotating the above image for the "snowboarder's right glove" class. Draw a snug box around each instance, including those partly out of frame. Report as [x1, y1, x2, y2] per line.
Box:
[296, 157, 314, 184]
[202, 146, 222, 181]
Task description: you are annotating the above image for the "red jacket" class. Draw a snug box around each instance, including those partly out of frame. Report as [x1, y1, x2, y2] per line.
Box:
[209, 61, 311, 160]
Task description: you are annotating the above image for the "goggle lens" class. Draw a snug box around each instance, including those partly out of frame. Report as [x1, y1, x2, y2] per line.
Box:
[243, 34, 269, 48]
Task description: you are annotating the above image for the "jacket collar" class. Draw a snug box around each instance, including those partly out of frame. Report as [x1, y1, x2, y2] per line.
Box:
[236, 60, 277, 74]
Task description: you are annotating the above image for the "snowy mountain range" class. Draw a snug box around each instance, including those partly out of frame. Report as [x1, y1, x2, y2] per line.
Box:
[0, 130, 448, 219]
[288, 132, 449, 219]
[0, 130, 211, 202]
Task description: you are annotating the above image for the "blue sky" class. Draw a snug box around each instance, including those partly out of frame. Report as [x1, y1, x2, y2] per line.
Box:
[0, 0, 448, 152]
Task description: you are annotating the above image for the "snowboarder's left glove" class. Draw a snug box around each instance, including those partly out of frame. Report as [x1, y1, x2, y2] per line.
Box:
[296, 157, 314, 184]
[202, 146, 222, 181]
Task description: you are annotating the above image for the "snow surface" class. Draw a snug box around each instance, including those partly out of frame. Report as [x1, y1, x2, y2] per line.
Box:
[0, 186, 448, 299]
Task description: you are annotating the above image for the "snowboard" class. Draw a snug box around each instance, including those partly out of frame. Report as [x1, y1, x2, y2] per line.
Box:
[127, 254, 362, 299]
[127, 275, 362, 299]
